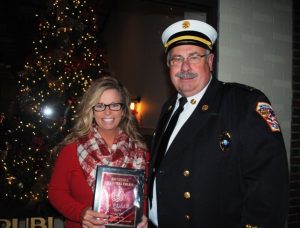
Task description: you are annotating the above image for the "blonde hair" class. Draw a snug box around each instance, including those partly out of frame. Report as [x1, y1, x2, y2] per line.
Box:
[57, 76, 146, 151]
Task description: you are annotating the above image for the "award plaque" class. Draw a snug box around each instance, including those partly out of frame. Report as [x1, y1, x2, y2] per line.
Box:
[93, 166, 145, 228]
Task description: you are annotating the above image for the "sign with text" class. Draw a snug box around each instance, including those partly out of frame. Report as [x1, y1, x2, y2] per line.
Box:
[0, 217, 64, 228]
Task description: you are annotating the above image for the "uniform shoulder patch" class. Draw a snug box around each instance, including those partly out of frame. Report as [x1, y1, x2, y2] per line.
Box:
[256, 102, 281, 132]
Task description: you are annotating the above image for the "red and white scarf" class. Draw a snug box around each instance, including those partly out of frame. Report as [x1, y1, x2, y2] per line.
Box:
[77, 127, 146, 191]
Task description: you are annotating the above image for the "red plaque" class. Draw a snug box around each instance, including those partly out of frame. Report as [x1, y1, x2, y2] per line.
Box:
[93, 166, 145, 228]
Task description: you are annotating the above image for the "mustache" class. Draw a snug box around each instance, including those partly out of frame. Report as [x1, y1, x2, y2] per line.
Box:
[175, 72, 198, 79]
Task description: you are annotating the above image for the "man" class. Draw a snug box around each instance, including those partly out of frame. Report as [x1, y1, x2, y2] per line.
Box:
[148, 19, 289, 228]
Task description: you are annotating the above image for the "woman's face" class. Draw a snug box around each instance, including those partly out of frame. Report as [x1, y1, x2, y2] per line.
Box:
[93, 89, 123, 135]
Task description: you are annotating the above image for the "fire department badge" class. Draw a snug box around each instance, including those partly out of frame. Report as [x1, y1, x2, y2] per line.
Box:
[256, 102, 280, 132]
[182, 20, 190, 29]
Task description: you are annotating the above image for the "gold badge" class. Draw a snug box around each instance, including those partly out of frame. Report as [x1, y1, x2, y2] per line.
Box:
[201, 104, 209, 111]
[182, 20, 190, 29]
[191, 99, 197, 104]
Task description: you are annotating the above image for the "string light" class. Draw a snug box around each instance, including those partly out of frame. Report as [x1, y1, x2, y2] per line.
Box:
[0, 0, 109, 204]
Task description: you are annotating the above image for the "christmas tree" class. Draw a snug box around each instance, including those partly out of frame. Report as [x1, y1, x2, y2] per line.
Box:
[0, 0, 109, 216]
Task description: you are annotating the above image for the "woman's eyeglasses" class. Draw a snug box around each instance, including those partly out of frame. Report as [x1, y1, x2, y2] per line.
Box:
[93, 103, 124, 112]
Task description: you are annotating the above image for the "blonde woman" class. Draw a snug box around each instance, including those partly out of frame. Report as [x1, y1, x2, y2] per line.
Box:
[48, 76, 148, 228]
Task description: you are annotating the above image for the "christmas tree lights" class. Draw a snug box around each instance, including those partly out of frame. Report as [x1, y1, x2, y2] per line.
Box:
[0, 0, 109, 213]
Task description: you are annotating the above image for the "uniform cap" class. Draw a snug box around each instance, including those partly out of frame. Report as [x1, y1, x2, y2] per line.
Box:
[162, 19, 218, 52]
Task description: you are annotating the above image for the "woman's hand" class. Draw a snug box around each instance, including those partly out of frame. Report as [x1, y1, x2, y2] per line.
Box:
[81, 208, 147, 228]
[137, 214, 148, 228]
[81, 207, 109, 228]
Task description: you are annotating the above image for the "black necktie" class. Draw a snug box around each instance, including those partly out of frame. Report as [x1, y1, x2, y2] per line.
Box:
[154, 96, 187, 172]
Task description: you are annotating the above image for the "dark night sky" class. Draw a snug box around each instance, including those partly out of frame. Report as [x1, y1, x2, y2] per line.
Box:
[0, 0, 112, 71]
[0, 1, 48, 70]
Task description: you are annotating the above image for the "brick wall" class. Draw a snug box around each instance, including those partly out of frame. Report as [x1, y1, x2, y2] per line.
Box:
[289, 1, 300, 227]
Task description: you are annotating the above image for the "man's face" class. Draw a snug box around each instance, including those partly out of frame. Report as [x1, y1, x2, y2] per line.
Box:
[168, 45, 214, 97]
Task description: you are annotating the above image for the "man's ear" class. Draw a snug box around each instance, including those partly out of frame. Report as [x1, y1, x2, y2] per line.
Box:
[208, 53, 214, 71]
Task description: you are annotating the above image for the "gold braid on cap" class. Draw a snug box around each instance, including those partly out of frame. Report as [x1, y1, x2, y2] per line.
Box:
[165, 35, 212, 50]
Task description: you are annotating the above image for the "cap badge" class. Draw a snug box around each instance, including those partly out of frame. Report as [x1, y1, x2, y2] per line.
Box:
[219, 131, 231, 152]
[182, 20, 190, 29]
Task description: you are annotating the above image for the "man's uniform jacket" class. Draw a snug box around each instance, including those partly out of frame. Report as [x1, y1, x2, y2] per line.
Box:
[149, 77, 289, 228]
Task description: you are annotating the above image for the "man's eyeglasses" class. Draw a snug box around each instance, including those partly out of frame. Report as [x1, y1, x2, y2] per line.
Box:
[169, 53, 208, 67]
[93, 103, 124, 112]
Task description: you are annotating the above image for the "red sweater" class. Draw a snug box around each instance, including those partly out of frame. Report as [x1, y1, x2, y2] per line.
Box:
[48, 142, 149, 228]
[48, 143, 93, 228]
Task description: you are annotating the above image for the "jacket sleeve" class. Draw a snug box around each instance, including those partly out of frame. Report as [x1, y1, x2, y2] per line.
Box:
[48, 144, 89, 223]
[239, 91, 289, 228]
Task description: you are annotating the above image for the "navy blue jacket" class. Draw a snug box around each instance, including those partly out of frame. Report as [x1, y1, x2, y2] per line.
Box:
[149, 77, 289, 228]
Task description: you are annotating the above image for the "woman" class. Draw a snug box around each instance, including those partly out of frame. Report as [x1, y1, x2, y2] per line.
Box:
[48, 76, 148, 228]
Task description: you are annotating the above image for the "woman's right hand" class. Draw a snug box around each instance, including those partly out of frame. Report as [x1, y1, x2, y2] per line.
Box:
[137, 215, 148, 228]
[81, 207, 109, 228]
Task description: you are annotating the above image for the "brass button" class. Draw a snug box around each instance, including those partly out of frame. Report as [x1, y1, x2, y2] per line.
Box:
[185, 214, 191, 220]
[184, 192, 191, 199]
[201, 104, 209, 111]
[183, 170, 190, 177]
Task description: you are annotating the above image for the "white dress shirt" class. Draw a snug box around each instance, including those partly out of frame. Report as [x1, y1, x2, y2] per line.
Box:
[149, 77, 212, 226]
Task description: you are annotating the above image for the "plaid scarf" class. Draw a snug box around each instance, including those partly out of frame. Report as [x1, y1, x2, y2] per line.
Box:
[77, 127, 146, 191]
